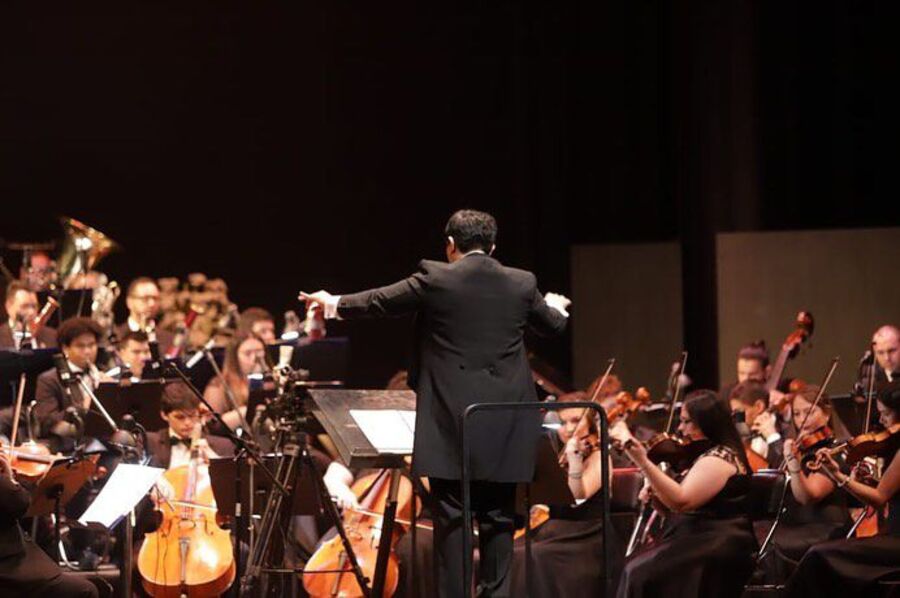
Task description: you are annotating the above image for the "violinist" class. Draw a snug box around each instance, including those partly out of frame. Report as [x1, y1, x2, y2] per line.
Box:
[729, 382, 784, 469]
[786, 381, 900, 595]
[510, 391, 620, 597]
[0, 281, 57, 349]
[202, 329, 266, 431]
[761, 385, 851, 582]
[0, 453, 98, 596]
[610, 389, 757, 598]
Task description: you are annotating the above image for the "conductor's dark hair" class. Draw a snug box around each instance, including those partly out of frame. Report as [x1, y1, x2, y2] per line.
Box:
[878, 380, 900, 415]
[445, 210, 497, 253]
[684, 389, 752, 473]
[161, 382, 200, 414]
[58, 317, 104, 347]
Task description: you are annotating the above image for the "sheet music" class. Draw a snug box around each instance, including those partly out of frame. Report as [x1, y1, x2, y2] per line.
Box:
[79, 463, 165, 529]
[350, 409, 416, 454]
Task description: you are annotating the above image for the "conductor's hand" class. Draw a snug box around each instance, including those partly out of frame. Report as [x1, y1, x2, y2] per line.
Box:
[299, 290, 334, 308]
[544, 292, 572, 317]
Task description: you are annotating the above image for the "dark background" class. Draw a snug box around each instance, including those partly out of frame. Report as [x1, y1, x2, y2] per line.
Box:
[1, 3, 897, 388]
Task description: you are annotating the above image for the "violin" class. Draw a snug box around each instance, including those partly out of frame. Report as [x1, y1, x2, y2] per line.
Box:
[0, 438, 60, 482]
[811, 423, 900, 471]
[303, 469, 421, 597]
[645, 435, 714, 472]
[137, 434, 235, 597]
[558, 388, 651, 468]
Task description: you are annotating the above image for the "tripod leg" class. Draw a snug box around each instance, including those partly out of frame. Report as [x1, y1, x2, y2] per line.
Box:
[303, 448, 372, 598]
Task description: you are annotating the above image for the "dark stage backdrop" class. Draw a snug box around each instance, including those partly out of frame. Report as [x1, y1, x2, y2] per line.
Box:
[1, 4, 897, 387]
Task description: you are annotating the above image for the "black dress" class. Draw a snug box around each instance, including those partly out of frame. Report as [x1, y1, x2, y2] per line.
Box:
[785, 450, 900, 595]
[759, 437, 851, 582]
[510, 490, 623, 597]
[616, 446, 758, 598]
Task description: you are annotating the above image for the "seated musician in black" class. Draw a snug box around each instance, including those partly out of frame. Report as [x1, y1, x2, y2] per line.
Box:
[0, 281, 57, 349]
[786, 380, 900, 594]
[729, 381, 785, 469]
[610, 389, 757, 598]
[510, 391, 621, 597]
[107, 330, 152, 381]
[145, 382, 234, 473]
[0, 453, 98, 596]
[759, 386, 850, 583]
[34, 318, 108, 447]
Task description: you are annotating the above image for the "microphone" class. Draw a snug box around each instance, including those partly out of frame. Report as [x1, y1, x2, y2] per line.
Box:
[859, 349, 874, 366]
[185, 339, 216, 369]
[63, 405, 84, 438]
[53, 354, 78, 399]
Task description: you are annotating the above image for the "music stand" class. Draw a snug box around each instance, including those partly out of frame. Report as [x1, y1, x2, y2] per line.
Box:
[83, 380, 169, 439]
[0, 347, 57, 406]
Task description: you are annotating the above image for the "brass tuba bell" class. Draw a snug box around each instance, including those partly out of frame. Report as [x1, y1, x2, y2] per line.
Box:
[57, 216, 121, 288]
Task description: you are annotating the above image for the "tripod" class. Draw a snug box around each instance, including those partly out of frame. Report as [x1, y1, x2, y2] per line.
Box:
[239, 392, 371, 597]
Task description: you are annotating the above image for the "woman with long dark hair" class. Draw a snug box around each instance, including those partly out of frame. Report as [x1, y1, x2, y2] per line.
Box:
[610, 389, 757, 597]
[786, 381, 900, 594]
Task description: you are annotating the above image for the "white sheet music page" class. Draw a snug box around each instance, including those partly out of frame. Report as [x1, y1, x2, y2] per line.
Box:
[350, 409, 416, 454]
[79, 463, 165, 528]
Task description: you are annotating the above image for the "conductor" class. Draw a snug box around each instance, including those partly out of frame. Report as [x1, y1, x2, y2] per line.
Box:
[301, 209, 571, 597]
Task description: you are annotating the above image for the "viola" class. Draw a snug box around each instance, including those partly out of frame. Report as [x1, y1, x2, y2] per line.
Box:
[303, 469, 421, 597]
[645, 435, 714, 472]
[812, 423, 900, 471]
[558, 388, 651, 468]
[137, 435, 235, 597]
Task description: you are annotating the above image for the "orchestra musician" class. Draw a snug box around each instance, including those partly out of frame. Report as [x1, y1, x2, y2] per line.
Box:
[238, 307, 277, 344]
[729, 381, 785, 469]
[301, 209, 571, 598]
[510, 391, 620, 597]
[34, 318, 108, 443]
[760, 385, 851, 583]
[110, 330, 152, 380]
[202, 329, 266, 431]
[0, 281, 57, 349]
[115, 277, 174, 353]
[144, 382, 234, 472]
[786, 380, 900, 594]
[0, 453, 99, 596]
[870, 324, 900, 384]
[610, 389, 757, 598]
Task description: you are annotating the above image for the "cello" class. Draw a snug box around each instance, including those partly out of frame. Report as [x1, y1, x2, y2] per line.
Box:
[137, 433, 235, 597]
[303, 469, 420, 598]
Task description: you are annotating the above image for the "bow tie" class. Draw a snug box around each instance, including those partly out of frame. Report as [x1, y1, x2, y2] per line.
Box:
[169, 436, 192, 448]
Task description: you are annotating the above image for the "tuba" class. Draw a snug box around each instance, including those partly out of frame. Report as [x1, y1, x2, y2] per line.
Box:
[57, 216, 121, 289]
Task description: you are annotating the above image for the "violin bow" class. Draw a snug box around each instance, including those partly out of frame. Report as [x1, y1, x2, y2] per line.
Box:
[575, 358, 616, 429]
[664, 352, 689, 435]
[779, 357, 840, 472]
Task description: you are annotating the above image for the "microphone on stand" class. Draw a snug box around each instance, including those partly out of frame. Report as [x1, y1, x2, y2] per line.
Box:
[185, 339, 216, 370]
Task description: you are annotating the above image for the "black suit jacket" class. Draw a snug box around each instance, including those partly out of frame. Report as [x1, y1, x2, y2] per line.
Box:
[338, 254, 567, 482]
[0, 323, 57, 350]
[34, 368, 87, 433]
[145, 429, 235, 469]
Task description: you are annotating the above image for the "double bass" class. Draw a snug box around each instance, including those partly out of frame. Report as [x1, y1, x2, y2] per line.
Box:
[137, 434, 235, 597]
